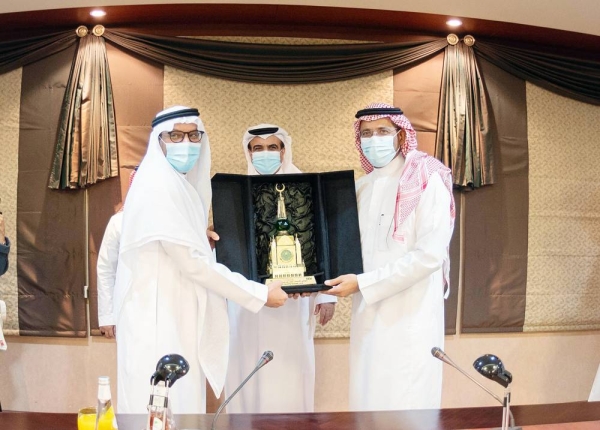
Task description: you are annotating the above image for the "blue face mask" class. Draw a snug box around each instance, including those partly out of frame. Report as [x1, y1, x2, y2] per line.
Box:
[165, 142, 201, 173]
[360, 135, 399, 168]
[252, 151, 282, 175]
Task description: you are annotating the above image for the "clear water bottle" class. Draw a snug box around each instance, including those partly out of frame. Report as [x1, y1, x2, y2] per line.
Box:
[146, 380, 172, 430]
[95, 376, 117, 430]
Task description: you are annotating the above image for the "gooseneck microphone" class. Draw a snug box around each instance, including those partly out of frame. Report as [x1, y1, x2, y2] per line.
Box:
[431, 347, 520, 430]
[211, 351, 274, 430]
[431, 347, 503, 404]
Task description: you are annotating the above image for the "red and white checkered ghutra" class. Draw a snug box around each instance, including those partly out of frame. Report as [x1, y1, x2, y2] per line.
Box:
[354, 102, 456, 290]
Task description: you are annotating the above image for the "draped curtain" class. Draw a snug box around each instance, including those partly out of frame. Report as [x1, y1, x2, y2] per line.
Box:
[0, 31, 76, 75]
[474, 40, 600, 106]
[436, 40, 494, 189]
[99, 30, 600, 106]
[48, 31, 118, 190]
[102, 30, 448, 84]
[1, 28, 598, 192]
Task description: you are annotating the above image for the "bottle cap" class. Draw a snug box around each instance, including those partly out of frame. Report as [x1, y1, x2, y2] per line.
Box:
[98, 376, 110, 384]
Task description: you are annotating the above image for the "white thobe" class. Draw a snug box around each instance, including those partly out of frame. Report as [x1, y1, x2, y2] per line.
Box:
[226, 293, 335, 413]
[350, 153, 453, 411]
[225, 166, 337, 413]
[116, 241, 267, 414]
[113, 107, 248, 415]
[97, 211, 122, 327]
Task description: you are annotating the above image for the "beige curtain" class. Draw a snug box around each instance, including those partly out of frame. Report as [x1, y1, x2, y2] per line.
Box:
[436, 40, 494, 189]
[49, 31, 118, 190]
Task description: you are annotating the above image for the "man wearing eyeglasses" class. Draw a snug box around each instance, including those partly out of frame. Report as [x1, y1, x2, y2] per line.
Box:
[222, 124, 336, 413]
[112, 106, 288, 415]
[325, 102, 455, 411]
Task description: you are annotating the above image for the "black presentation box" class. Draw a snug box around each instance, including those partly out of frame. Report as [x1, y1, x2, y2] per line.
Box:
[211, 170, 363, 294]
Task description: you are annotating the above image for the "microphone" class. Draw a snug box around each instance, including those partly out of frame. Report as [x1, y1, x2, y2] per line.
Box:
[151, 353, 190, 387]
[431, 347, 520, 430]
[474, 354, 513, 388]
[211, 351, 274, 430]
[146, 354, 190, 430]
[255, 350, 274, 369]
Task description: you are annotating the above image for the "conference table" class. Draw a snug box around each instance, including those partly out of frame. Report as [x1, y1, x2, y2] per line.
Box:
[2, 401, 600, 429]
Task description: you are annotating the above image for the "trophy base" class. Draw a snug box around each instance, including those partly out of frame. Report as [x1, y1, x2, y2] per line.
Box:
[265, 276, 332, 294]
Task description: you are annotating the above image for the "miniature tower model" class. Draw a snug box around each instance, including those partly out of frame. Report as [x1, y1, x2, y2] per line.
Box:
[266, 184, 316, 286]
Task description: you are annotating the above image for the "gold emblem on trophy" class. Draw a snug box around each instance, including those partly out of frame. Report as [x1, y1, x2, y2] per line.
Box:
[265, 184, 316, 287]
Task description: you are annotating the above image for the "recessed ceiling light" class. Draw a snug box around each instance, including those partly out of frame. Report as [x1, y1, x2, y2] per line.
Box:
[446, 19, 462, 27]
[90, 10, 107, 18]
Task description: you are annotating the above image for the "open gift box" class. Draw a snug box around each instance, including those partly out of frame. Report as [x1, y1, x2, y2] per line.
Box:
[211, 170, 363, 294]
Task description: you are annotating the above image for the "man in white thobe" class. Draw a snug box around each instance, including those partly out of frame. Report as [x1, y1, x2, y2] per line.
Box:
[325, 103, 455, 411]
[98, 168, 137, 339]
[113, 107, 287, 414]
[224, 124, 336, 413]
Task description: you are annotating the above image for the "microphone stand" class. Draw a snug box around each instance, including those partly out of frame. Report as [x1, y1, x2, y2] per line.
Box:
[431, 347, 521, 430]
[502, 385, 512, 430]
[211, 351, 273, 430]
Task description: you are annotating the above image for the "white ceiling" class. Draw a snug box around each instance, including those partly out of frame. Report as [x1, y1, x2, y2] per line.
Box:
[3, 0, 600, 36]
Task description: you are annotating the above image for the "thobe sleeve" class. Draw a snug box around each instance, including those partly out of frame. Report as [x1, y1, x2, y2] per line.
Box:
[161, 241, 267, 313]
[0, 237, 9, 276]
[357, 173, 453, 305]
[97, 216, 120, 326]
[316, 293, 337, 305]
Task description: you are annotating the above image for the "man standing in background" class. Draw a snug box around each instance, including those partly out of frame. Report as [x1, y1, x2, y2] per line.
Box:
[224, 124, 336, 413]
[97, 168, 138, 339]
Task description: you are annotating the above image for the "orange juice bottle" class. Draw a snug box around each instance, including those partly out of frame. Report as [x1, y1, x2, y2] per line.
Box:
[95, 376, 118, 430]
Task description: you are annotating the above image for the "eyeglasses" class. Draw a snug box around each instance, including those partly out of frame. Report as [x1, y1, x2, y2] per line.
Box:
[359, 127, 400, 139]
[160, 130, 204, 143]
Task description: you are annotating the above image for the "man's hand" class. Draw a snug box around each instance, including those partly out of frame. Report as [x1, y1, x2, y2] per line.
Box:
[315, 302, 335, 325]
[266, 281, 287, 308]
[99, 325, 116, 339]
[324, 274, 359, 297]
[288, 292, 312, 299]
[0, 213, 5, 245]
[206, 225, 220, 250]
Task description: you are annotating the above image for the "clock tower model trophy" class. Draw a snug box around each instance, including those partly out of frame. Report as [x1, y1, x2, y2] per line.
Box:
[265, 184, 316, 288]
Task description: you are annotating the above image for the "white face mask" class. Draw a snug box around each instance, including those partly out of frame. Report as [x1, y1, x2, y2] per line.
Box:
[360, 135, 399, 168]
[252, 151, 282, 175]
[165, 142, 202, 173]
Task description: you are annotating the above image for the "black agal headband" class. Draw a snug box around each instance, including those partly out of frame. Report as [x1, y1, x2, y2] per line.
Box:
[152, 108, 200, 128]
[248, 126, 279, 136]
[355, 107, 403, 118]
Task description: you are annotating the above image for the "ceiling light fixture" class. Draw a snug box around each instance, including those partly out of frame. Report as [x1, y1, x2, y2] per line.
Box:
[446, 19, 462, 27]
[90, 10, 107, 18]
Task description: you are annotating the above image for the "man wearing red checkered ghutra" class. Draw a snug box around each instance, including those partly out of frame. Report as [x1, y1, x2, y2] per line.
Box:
[325, 103, 455, 411]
